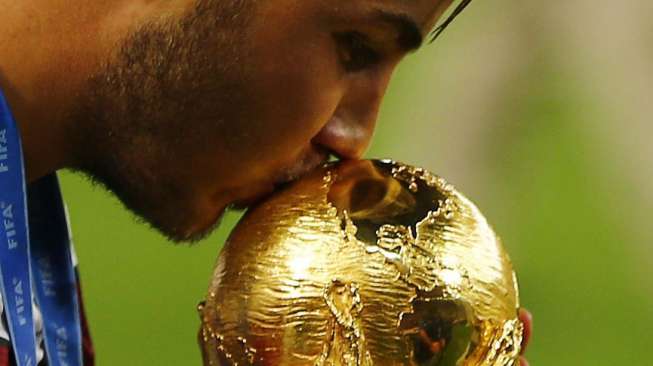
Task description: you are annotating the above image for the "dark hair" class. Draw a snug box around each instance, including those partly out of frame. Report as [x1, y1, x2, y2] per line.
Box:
[429, 0, 473, 42]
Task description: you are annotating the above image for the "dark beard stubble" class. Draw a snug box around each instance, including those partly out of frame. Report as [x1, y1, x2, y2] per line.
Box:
[66, 0, 255, 243]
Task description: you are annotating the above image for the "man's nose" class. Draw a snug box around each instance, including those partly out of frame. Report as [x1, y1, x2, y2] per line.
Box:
[313, 72, 393, 160]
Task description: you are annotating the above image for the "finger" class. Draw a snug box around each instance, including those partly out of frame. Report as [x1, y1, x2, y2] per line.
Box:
[519, 356, 529, 366]
[519, 308, 532, 354]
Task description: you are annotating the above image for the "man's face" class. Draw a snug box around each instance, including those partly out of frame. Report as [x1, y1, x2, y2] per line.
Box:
[72, 0, 453, 242]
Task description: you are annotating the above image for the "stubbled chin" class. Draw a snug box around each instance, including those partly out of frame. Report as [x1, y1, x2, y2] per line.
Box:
[165, 202, 228, 244]
[231, 190, 273, 210]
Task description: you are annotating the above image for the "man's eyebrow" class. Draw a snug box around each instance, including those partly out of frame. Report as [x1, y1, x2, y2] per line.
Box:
[373, 10, 424, 52]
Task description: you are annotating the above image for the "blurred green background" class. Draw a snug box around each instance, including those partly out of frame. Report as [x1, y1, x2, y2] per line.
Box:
[59, 1, 652, 364]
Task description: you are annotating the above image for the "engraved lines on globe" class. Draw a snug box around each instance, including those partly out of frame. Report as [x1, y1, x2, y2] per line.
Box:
[199, 298, 258, 365]
[394, 162, 522, 365]
[199, 160, 522, 366]
[395, 162, 522, 365]
[330, 161, 476, 365]
[314, 280, 372, 366]
[330, 161, 522, 365]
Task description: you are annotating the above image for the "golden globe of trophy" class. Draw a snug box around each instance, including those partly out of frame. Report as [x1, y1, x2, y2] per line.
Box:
[198, 160, 523, 365]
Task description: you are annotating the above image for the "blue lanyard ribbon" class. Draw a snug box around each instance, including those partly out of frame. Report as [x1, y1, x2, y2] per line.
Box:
[0, 89, 82, 366]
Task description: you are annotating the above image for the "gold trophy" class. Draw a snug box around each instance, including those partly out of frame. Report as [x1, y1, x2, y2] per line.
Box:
[199, 160, 523, 365]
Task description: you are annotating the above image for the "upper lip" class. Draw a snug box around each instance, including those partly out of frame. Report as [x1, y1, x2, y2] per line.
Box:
[273, 144, 331, 187]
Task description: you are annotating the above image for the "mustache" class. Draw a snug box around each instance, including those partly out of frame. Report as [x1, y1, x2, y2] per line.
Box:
[273, 145, 332, 187]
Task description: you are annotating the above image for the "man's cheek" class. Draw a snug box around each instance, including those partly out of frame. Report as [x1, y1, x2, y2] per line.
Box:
[251, 82, 342, 150]
[283, 70, 346, 135]
[259, 39, 343, 117]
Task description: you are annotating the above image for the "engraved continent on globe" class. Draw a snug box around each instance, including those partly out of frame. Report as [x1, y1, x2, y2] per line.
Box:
[198, 160, 523, 365]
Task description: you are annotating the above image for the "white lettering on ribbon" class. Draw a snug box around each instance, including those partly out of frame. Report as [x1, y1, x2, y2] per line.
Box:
[38, 257, 57, 297]
[1, 202, 17, 250]
[55, 325, 70, 365]
[0, 129, 8, 173]
[12, 278, 27, 326]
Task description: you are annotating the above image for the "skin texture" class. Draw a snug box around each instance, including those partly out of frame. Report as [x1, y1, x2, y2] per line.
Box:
[0, 0, 531, 362]
[0, 0, 455, 242]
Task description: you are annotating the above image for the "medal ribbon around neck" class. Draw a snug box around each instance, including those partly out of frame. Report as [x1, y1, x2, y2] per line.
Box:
[0, 89, 82, 366]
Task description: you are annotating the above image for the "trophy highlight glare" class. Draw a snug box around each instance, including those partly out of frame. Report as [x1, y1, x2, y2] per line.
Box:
[199, 160, 523, 365]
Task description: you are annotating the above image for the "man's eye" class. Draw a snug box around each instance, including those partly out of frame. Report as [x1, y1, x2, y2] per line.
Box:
[334, 32, 381, 73]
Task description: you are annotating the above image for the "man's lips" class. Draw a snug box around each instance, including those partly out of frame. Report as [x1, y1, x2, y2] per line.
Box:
[273, 145, 331, 185]
[231, 146, 330, 209]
